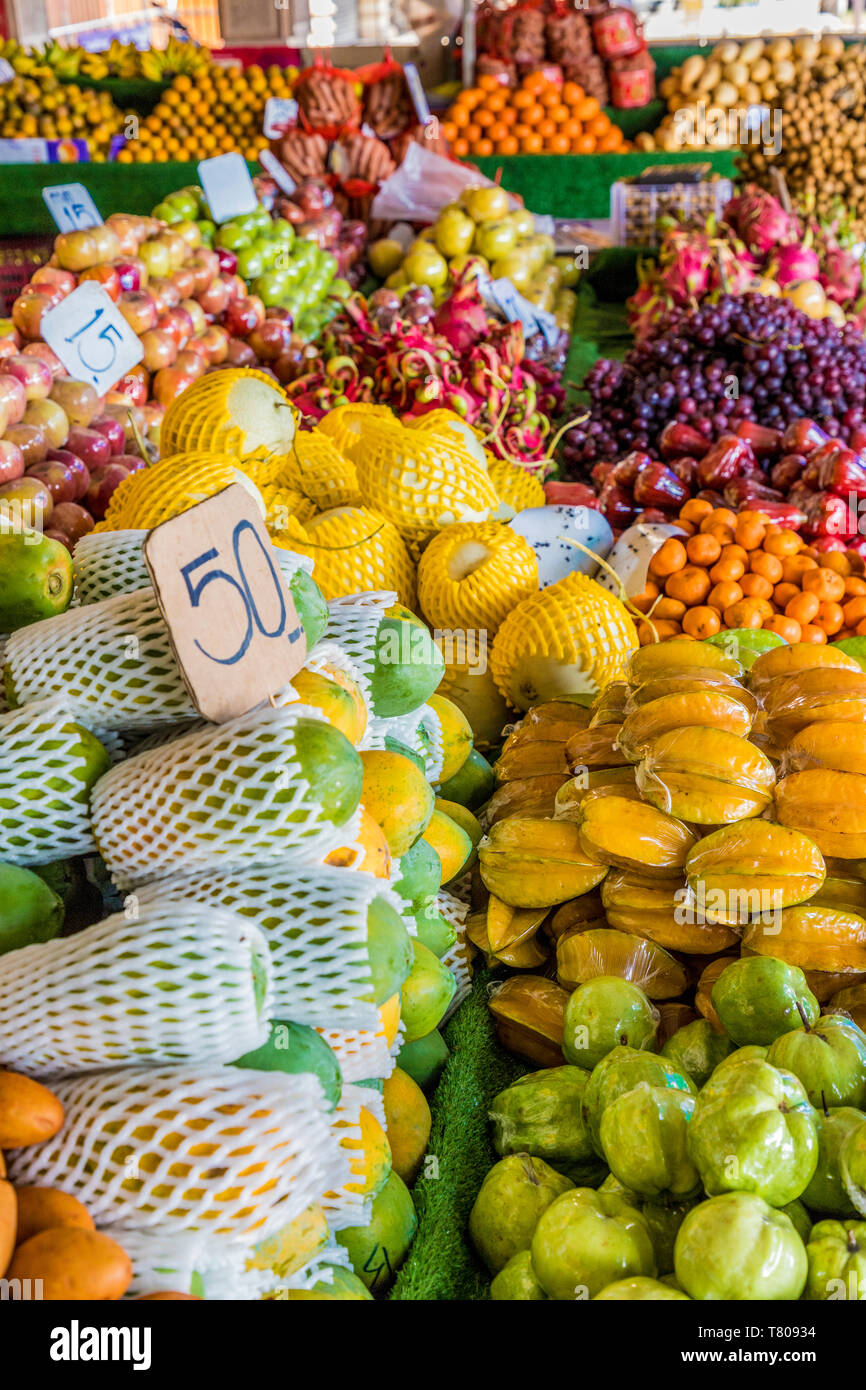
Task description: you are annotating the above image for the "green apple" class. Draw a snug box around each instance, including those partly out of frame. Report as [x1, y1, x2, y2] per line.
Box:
[802, 1106, 864, 1216]
[599, 1175, 699, 1275]
[563, 977, 659, 1071]
[688, 1057, 819, 1206]
[402, 246, 449, 290]
[507, 207, 535, 238]
[464, 186, 510, 223]
[583, 1043, 694, 1155]
[490, 252, 534, 294]
[490, 1066, 600, 1181]
[712, 956, 819, 1046]
[368, 238, 404, 280]
[780, 1198, 813, 1245]
[767, 1013, 866, 1109]
[489, 1250, 547, 1300]
[468, 1154, 573, 1274]
[662, 1019, 734, 1089]
[674, 1192, 808, 1300]
[215, 221, 252, 251]
[433, 209, 475, 259]
[594, 1276, 690, 1301]
[600, 1083, 699, 1200]
[530, 1187, 655, 1300]
[473, 220, 518, 262]
[235, 245, 265, 281]
[804, 1219, 866, 1300]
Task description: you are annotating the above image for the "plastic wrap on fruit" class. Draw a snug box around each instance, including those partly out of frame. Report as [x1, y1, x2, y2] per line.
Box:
[554, 767, 638, 822]
[602, 868, 739, 954]
[565, 723, 631, 772]
[479, 816, 609, 909]
[741, 903, 866, 975]
[748, 641, 861, 696]
[488, 975, 570, 1068]
[574, 792, 697, 876]
[495, 738, 570, 784]
[762, 667, 866, 746]
[684, 820, 826, 927]
[617, 689, 755, 762]
[557, 926, 686, 1001]
[775, 768, 866, 858]
[781, 721, 866, 777]
[588, 682, 630, 727]
[623, 671, 755, 713]
[547, 890, 607, 939]
[486, 774, 570, 828]
[627, 638, 743, 686]
[636, 726, 776, 825]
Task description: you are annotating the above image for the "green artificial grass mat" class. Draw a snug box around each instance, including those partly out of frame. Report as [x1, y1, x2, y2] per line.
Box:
[390, 968, 528, 1301]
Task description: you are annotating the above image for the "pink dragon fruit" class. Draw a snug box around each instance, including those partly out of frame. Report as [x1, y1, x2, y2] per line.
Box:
[432, 276, 489, 354]
[723, 186, 800, 256]
[820, 245, 864, 305]
[657, 236, 714, 302]
[712, 240, 761, 295]
[771, 242, 821, 288]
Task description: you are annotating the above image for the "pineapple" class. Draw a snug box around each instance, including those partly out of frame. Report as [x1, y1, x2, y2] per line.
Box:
[416, 521, 538, 632]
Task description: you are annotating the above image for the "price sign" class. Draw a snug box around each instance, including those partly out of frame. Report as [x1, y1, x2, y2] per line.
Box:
[42, 182, 102, 232]
[41, 282, 143, 394]
[258, 149, 296, 196]
[403, 64, 432, 126]
[488, 277, 559, 349]
[197, 152, 259, 225]
[0, 59, 14, 84]
[143, 483, 306, 724]
[263, 97, 298, 138]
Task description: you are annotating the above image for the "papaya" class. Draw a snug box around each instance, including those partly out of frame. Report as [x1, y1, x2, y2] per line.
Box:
[233, 1020, 342, 1110]
[359, 749, 434, 858]
[397, 1029, 449, 1091]
[618, 690, 753, 762]
[748, 641, 860, 695]
[629, 638, 743, 684]
[413, 900, 456, 958]
[489, 975, 569, 1068]
[575, 794, 697, 877]
[437, 746, 496, 810]
[685, 821, 825, 925]
[435, 798, 481, 851]
[291, 667, 366, 745]
[335, 1170, 417, 1293]
[427, 694, 472, 782]
[287, 1265, 373, 1300]
[0, 531, 73, 631]
[250, 1203, 329, 1278]
[392, 837, 441, 906]
[377, 992, 402, 1048]
[369, 617, 445, 718]
[636, 726, 775, 825]
[479, 816, 608, 908]
[486, 773, 571, 825]
[0, 862, 64, 956]
[400, 939, 456, 1042]
[422, 809, 474, 885]
[289, 568, 328, 651]
[383, 735, 426, 774]
[332, 1106, 392, 1199]
[366, 895, 414, 1004]
[326, 806, 391, 879]
[602, 869, 739, 954]
[383, 1066, 432, 1185]
[775, 769, 866, 858]
[292, 719, 364, 829]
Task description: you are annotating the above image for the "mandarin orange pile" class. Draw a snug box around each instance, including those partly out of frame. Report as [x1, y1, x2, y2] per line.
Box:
[117, 62, 294, 164]
[441, 70, 629, 160]
[631, 501, 866, 646]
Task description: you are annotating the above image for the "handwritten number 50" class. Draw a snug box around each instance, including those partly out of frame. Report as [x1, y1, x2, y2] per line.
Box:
[181, 522, 288, 665]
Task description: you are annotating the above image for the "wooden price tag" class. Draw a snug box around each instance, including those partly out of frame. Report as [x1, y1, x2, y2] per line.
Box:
[143, 483, 306, 724]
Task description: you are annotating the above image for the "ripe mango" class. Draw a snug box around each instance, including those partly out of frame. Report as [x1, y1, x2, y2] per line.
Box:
[742, 903, 866, 974]
[636, 726, 776, 824]
[487, 773, 570, 825]
[251, 1203, 329, 1279]
[479, 816, 609, 908]
[629, 639, 743, 684]
[685, 821, 825, 924]
[775, 769, 866, 858]
[0, 1180, 15, 1278]
[618, 690, 753, 763]
[383, 1067, 431, 1186]
[763, 668, 866, 746]
[7, 1228, 132, 1300]
[749, 642, 860, 696]
[554, 768, 638, 821]
[488, 974, 569, 1068]
[435, 798, 482, 852]
[0, 1070, 63, 1148]
[783, 721, 866, 776]
[602, 869, 739, 954]
[14, 1186, 93, 1247]
[556, 926, 688, 999]
[326, 806, 391, 878]
[565, 724, 630, 772]
[575, 793, 697, 877]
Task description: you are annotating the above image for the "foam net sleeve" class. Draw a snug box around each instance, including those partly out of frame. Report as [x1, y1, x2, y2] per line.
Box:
[318, 1024, 394, 1084]
[7, 1066, 340, 1243]
[0, 900, 271, 1079]
[0, 695, 98, 864]
[121, 1228, 283, 1300]
[90, 703, 361, 890]
[323, 591, 395, 704]
[319, 1081, 385, 1232]
[135, 862, 401, 1031]
[361, 702, 444, 783]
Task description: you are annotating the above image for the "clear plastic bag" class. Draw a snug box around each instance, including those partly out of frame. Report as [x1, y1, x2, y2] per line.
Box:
[370, 142, 518, 225]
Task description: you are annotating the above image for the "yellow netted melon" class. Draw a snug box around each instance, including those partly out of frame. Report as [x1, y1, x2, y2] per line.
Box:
[406, 410, 488, 470]
[100, 453, 264, 531]
[288, 430, 362, 509]
[259, 481, 318, 535]
[417, 521, 538, 632]
[487, 457, 546, 512]
[160, 368, 297, 471]
[272, 506, 417, 607]
[490, 571, 638, 711]
[437, 657, 511, 751]
[318, 403, 397, 460]
[350, 416, 504, 551]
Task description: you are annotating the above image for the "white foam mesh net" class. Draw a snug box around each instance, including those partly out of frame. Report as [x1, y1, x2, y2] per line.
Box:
[121, 1228, 282, 1300]
[437, 889, 472, 1019]
[135, 862, 402, 1030]
[323, 591, 395, 705]
[4, 588, 194, 737]
[318, 1025, 394, 1084]
[0, 901, 270, 1079]
[0, 696, 98, 864]
[279, 1243, 353, 1296]
[7, 1066, 343, 1243]
[90, 704, 361, 890]
[361, 702, 444, 782]
[320, 1082, 386, 1232]
[0, 635, 8, 715]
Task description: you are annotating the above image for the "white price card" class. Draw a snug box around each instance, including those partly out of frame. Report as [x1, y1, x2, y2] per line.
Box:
[41, 281, 143, 394]
[197, 151, 259, 225]
[0, 59, 14, 84]
[258, 148, 296, 196]
[403, 63, 432, 126]
[263, 97, 298, 138]
[144, 482, 307, 724]
[42, 182, 102, 232]
[488, 277, 559, 348]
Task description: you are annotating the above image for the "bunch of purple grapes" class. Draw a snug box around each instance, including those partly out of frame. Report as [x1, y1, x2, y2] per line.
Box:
[562, 294, 866, 475]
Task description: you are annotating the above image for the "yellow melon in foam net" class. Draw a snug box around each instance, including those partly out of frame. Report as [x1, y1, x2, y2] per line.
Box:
[417, 521, 538, 632]
[160, 368, 298, 468]
[272, 507, 416, 607]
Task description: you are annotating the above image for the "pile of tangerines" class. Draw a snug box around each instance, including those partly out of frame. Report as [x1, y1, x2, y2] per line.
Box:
[441, 70, 630, 159]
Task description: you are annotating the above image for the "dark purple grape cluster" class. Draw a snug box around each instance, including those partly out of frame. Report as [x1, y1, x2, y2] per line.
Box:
[562, 294, 866, 476]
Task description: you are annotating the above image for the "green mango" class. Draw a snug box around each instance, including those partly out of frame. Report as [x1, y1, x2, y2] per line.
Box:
[437, 747, 496, 810]
[594, 1276, 689, 1300]
[583, 1044, 695, 1156]
[490, 1066, 597, 1175]
[412, 901, 456, 959]
[832, 636, 866, 670]
[530, 1187, 656, 1300]
[469, 1154, 573, 1274]
[399, 939, 455, 1042]
[490, 1250, 547, 1300]
[287, 1265, 372, 1300]
[600, 1083, 699, 1201]
[687, 1057, 819, 1207]
[711, 956, 819, 1047]
[392, 838, 442, 906]
[366, 895, 413, 1004]
[703, 627, 784, 670]
[802, 1106, 864, 1217]
[767, 1014, 866, 1110]
[674, 1192, 808, 1300]
[290, 568, 328, 650]
[661, 1018, 734, 1089]
[804, 1219, 866, 1300]
[233, 1019, 342, 1109]
[0, 531, 73, 630]
[562, 978, 659, 1071]
[0, 861, 63, 954]
[396, 1029, 449, 1092]
[336, 1170, 417, 1293]
[369, 618, 445, 718]
[293, 718, 363, 829]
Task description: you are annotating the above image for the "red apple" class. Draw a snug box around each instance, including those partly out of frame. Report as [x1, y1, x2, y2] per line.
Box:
[159, 306, 194, 349]
[215, 247, 238, 276]
[117, 290, 158, 335]
[109, 364, 150, 407]
[27, 458, 78, 505]
[31, 266, 77, 296]
[0, 474, 52, 525]
[180, 298, 207, 336]
[225, 296, 264, 338]
[113, 453, 147, 474]
[85, 461, 130, 520]
[225, 337, 257, 367]
[78, 263, 122, 301]
[149, 277, 182, 315]
[54, 229, 102, 272]
[22, 342, 66, 378]
[47, 448, 91, 499]
[248, 318, 293, 362]
[223, 273, 247, 304]
[50, 501, 94, 546]
[0, 438, 24, 484]
[199, 325, 229, 364]
[4, 355, 53, 401]
[196, 277, 231, 318]
[152, 367, 196, 406]
[0, 373, 27, 425]
[106, 214, 149, 255]
[171, 267, 196, 300]
[48, 378, 100, 427]
[88, 415, 125, 455]
[4, 422, 47, 466]
[174, 349, 207, 379]
[65, 425, 110, 471]
[185, 252, 218, 296]
[11, 293, 54, 340]
[140, 329, 178, 372]
[22, 399, 69, 450]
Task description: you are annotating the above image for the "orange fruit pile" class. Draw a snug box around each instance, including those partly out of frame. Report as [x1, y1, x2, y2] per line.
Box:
[632, 503, 866, 646]
[441, 70, 629, 159]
